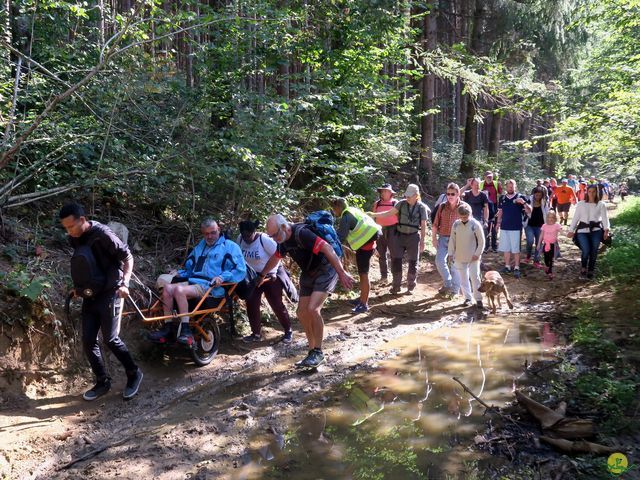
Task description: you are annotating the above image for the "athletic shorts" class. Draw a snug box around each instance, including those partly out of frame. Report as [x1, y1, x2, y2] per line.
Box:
[498, 229, 522, 254]
[355, 248, 375, 274]
[188, 283, 208, 297]
[299, 264, 338, 297]
[557, 202, 571, 213]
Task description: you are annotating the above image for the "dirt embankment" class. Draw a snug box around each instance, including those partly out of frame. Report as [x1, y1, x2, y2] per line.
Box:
[1, 203, 637, 480]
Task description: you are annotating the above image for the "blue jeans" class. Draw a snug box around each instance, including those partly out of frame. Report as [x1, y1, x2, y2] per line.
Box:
[435, 235, 460, 294]
[524, 226, 542, 262]
[576, 230, 603, 272]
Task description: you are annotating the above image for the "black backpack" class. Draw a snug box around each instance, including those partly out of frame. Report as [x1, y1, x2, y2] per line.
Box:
[221, 241, 258, 300]
[70, 240, 106, 298]
[430, 194, 446, 224]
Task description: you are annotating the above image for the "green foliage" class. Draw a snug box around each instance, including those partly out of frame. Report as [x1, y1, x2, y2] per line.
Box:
[600, 197, 640, 278]
[326, 421, 426, 480]
[568, 299, 639, 433]
[0, 266, 51, 302]
[550, 0, 640, 168]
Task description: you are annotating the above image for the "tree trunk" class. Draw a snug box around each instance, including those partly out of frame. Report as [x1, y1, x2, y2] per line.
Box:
[460, 0, 484, 177]
[488, 111, 502, 157]
[420, 7, 437, 183]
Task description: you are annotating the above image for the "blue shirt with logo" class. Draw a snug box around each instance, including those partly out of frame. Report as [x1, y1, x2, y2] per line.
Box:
[498, 193, 527, 231]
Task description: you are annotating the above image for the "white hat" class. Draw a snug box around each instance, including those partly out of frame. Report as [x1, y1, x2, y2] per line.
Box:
[404, 184, 420, 198]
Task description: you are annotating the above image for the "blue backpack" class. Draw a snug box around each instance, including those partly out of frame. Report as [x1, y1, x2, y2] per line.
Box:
[303, 210, 344, 258]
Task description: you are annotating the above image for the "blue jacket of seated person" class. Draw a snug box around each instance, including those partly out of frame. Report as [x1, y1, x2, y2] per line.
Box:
[178, 236, 246, 298]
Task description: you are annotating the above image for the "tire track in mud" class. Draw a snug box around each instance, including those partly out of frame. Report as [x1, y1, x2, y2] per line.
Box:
[40, 292, 470, 479]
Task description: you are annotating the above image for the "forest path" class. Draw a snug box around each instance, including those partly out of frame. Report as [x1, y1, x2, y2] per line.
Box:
[0, 214, 606, 480]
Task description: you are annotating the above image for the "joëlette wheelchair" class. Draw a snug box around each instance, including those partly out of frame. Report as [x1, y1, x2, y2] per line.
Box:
[124, 279, 239, 366]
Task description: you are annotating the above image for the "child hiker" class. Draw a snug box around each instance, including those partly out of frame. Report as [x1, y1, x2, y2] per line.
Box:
[538, 210, 563, 280]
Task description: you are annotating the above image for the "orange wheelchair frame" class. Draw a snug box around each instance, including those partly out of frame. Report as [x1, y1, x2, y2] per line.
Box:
[124, 282, 238, 366]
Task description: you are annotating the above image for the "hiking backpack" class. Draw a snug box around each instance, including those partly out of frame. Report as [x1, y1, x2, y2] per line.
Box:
[221, 239, 258, 300]
[303, 210, 344, 258]
[70, 240, 106, 298]
[429, 193, 447, 224]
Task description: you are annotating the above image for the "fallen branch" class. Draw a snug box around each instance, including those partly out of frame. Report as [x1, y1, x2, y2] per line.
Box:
[527, 360, 562, 376]
[59, 423, 167, 470]
[452, 376, 493, 410]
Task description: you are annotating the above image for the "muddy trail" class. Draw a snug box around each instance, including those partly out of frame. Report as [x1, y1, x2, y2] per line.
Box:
[1, 213, 636, 480]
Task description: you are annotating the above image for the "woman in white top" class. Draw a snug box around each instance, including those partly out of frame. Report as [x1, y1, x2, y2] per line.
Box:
[237, 220, 293, 343]
[568, 184, 610, 279]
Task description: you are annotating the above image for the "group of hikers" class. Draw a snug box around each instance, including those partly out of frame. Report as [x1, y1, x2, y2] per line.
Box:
[59, 168, 615, 401]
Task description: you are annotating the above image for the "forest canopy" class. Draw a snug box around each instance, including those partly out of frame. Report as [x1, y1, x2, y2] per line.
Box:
[0, 0, 638, 223]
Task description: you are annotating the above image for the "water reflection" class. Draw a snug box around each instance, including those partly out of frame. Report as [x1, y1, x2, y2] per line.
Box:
[237, 316, 562, 480]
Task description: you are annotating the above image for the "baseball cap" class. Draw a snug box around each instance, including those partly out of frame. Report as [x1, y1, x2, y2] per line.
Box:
[404, 184, 420, 198]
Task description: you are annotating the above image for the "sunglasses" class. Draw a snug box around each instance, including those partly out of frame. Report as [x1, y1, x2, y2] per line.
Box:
[446, 192, 457, 196]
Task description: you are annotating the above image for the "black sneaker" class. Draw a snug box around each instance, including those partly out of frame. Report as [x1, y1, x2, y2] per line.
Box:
[476, 301, 484, 310]
[148, 322, 174, 343]
[299, 349, 325, 368]
[243, 333, 262, 343]
[463, 299, 473, 307]
[177, 324, 194, 346]
[83, 378, 111, 401]
[586, 271, 594, 280]
[123, 369, 143, 400]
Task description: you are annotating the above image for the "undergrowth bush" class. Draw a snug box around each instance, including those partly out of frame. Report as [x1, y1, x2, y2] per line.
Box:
[600, 197, 640, 278]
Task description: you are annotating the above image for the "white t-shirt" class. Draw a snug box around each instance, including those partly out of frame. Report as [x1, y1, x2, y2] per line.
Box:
[237, 233, 279, 275]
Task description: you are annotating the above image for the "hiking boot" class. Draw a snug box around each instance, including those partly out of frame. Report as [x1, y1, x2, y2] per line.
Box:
[579, 270, 588, 279]
[390, 287, 401, 295]
[281, 331, 293, 344]
[492, 248, 498, 253]
[463, 299, 473, 307]
[476, 301, 485, 310]
[500, 266, 512, 275]
[123, 369, 143, 400]
[586, 271, 594, 280]
[242, 333, 262, 343]
[298, 349, 325, 368]
[513, 269, 521, 279]
[295, 351, 314, 367]
[148, 323, 174, 343]
[437, 285, 448, 295]
[352, 303, 369, 314]
[83, 378, 111, 401]
[176, 324, 194, 346]
[443, 291, 456, 301]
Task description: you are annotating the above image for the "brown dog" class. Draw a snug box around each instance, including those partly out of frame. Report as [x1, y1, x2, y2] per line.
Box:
[477, 270, 514, 314]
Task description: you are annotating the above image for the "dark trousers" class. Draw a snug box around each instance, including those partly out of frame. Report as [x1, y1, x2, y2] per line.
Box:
[486, 218, 498, 251]
[82, 292, 138, 381]
[246, 277, 292, 335]
[390, 231, 420, 290]
[543, 243, 556, 273]
[576, 230, 603, 272]
[376, 226, 395, 277]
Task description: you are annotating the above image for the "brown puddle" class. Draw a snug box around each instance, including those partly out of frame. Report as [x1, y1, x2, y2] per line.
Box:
[236, 315, 563, 479]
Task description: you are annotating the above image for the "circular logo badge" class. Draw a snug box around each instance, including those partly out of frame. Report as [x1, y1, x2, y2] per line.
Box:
[607, 453, 629, 475]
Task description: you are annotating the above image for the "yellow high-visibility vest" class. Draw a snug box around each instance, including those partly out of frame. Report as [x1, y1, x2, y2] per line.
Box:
[342, 206, 381, 250]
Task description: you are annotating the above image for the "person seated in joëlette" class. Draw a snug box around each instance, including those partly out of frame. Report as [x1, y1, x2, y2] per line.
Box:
[150, 218, 246, 345]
